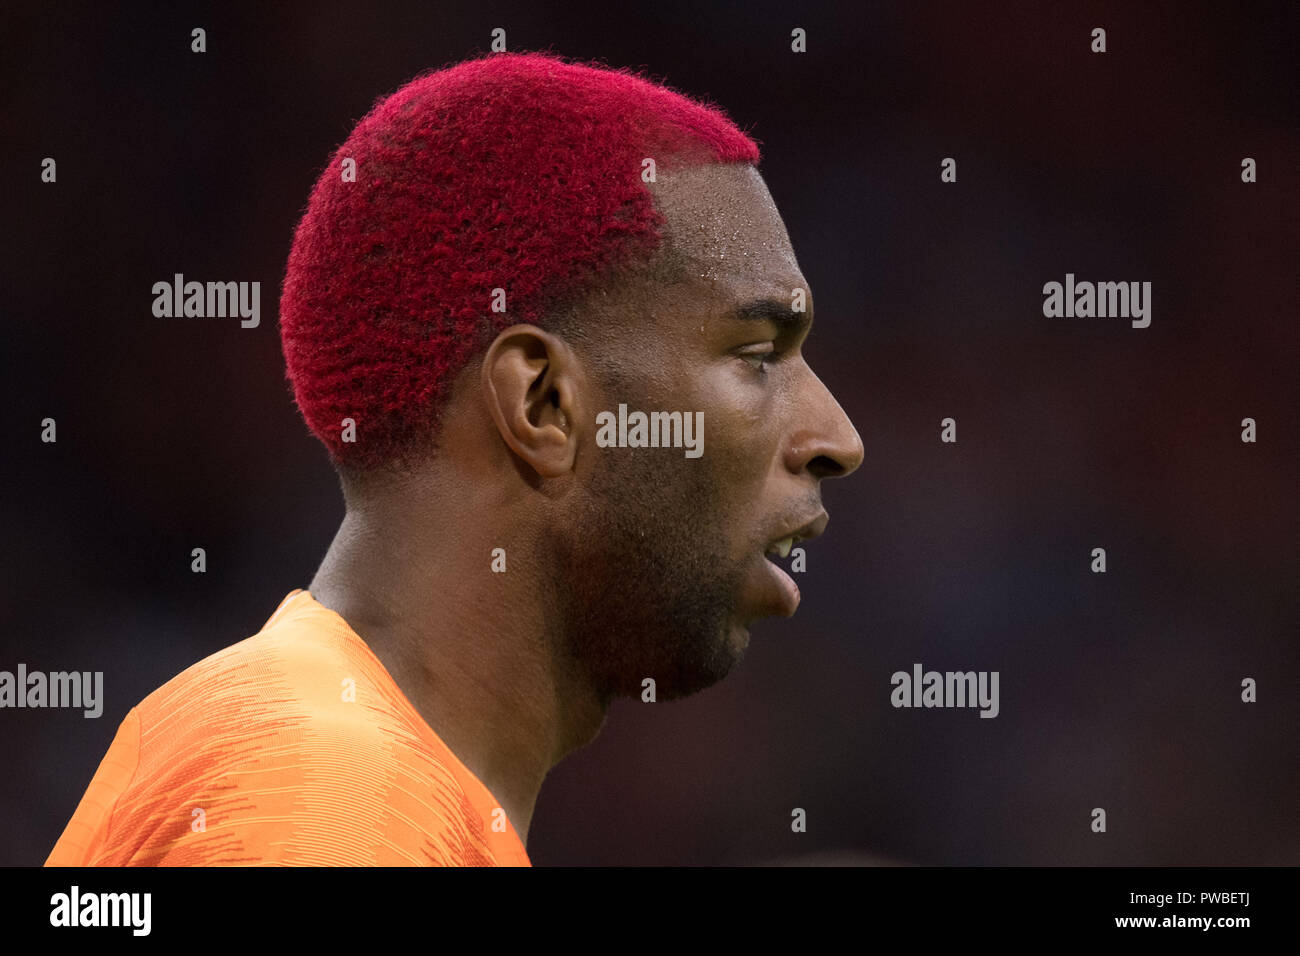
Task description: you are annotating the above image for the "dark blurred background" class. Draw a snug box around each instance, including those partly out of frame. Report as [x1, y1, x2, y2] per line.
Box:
[3, 1, 1297, 866]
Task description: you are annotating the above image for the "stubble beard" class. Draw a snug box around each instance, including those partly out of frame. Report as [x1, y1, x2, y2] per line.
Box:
[550, 445, 749, 704]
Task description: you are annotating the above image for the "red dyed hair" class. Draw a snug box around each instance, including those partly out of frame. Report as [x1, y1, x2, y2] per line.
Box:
[279, 51, 760, 468]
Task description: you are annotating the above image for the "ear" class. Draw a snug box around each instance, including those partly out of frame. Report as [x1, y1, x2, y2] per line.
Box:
[480, 324, 584, 478]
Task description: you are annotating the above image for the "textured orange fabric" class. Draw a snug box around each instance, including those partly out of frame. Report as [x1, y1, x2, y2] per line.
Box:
[46, 590, 531, 867]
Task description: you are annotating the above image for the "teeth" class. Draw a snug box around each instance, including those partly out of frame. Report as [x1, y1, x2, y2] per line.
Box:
[774, 537, 793, 559]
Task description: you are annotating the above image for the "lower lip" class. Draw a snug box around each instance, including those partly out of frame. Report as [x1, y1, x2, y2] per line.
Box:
[758, 553, 801, 617]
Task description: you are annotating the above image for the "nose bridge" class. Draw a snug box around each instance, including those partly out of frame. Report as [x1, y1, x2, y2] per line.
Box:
[785, 363, 864, 479]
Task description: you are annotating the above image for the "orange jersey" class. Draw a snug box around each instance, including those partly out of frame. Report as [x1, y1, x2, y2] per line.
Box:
[46, 590, 531, 867]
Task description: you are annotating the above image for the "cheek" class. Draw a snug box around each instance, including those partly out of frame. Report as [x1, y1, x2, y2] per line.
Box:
[694, 388, 784, 538]
[699, 370, 781, 465]
[712, 407, 775, 476]
[663, 357, 783, 523]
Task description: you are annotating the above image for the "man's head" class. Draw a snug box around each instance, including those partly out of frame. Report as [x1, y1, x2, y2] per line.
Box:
[280, 51, 759, 467]
[282, 53, 862, 705]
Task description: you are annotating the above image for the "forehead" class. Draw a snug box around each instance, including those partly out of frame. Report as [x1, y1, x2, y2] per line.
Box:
[645, 164, 806, 307]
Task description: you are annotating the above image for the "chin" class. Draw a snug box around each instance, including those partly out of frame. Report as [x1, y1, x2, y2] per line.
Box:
[727, 618, 752, 654]
[705, 620, 751, 684]
[654, 625, 749, 701]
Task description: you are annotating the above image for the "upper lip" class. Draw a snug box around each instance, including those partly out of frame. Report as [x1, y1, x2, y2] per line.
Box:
[764, 510, 829, 554]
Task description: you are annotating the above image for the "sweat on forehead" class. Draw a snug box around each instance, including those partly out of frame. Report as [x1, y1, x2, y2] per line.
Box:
[279, 51, 761, 469]
[646, 164, 798, 286]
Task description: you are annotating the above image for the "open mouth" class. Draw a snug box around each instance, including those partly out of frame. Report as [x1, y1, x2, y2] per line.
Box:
[764, 536, 795, 560]
[749, 512, 829, 618]
[762, 510, 828, 562]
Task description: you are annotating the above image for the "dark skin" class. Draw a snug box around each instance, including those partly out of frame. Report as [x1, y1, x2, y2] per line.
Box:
[310, 163, 864, 845]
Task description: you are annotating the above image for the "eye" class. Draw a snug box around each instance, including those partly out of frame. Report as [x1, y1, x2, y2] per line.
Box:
[738, 343, 776, 373]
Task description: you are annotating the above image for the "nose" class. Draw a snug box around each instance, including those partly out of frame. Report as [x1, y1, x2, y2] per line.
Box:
[783, 369, 864, 480]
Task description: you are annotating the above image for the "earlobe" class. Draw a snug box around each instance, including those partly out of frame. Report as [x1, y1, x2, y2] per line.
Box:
[480, 324, 581, 478]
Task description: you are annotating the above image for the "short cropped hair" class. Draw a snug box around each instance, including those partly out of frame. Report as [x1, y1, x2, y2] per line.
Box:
[279, 51, 760, 468]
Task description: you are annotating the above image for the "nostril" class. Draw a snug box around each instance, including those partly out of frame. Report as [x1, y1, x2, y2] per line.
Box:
[807, 454, 847, 479]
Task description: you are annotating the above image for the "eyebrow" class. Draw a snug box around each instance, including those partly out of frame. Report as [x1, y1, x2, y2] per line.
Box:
[730, 297, 812, 333]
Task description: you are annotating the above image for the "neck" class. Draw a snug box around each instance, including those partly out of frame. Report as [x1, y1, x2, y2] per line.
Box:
[307, 492, 607, 845]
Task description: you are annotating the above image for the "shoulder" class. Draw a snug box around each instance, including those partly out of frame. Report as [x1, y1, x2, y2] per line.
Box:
[100, 614, 495, 864]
